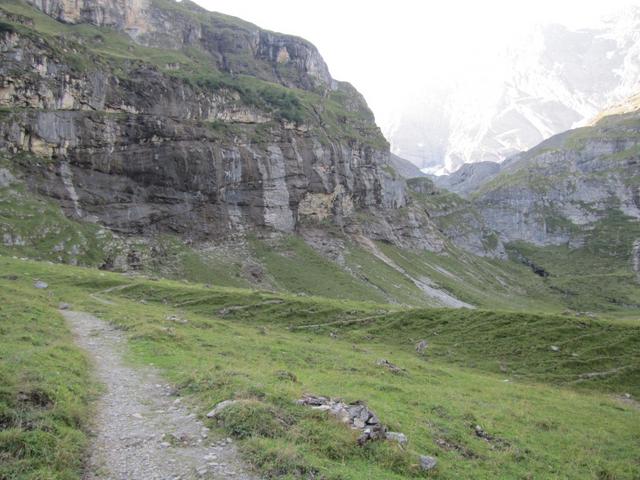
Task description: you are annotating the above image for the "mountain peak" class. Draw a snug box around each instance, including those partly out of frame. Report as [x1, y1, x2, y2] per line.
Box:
[389, 10, 640, 174]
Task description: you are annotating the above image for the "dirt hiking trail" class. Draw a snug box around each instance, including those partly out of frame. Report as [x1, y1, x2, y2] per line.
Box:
[62, 310, 259, 480]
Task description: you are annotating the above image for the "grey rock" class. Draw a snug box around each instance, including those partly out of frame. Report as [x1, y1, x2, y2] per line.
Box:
[0, 168, 16, 188]
[385, 431, 408, 445]
[297, 394, 387, 444]
[406, 178, 506, 258]
[434, 161, 501, 197]
[206, 400, 238, 419]
[58, 302, 71, 310]
[473, 108, 640, 247]
[419, 455, 438, 471]
[353, 418, 366, 429]
[415, 340, 429, 354]
[26, 0, 333, 90]
[389, 154, 427, 179]
[375, 358, 406, 374]
[296, 394, 330, 406]
[33, 280, 48, 289]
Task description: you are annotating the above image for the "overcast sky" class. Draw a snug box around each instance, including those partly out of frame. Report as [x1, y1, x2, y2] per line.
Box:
[193, 0, 638, 131]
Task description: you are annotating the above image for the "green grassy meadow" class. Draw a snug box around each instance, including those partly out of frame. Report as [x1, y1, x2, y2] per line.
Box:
[1, 256, 638, 479]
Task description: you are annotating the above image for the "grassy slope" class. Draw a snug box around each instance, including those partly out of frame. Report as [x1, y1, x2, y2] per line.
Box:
[377, 243, 561, 311]
[0, 183, 117, 267]
[509, 209, 640, 318]
[0, 268, 94, 479]
[2, 256, 638, 479]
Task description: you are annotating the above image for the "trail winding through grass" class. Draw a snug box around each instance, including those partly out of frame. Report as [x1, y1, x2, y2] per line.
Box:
[62, 310, 259, 480]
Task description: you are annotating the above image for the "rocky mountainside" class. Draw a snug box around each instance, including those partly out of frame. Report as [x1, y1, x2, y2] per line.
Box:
[388, 9, 640, 174]
[471, 106, 640, 246]
[0, 0, 459, 250]
[1, 0, 638, 313]
[389, 153, 427, 179]
[0, 0, 513, 310]
[430, 97, 640, 311]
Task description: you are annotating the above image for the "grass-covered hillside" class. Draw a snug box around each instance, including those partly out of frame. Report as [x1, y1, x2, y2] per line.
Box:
[1, 256, 638, 479]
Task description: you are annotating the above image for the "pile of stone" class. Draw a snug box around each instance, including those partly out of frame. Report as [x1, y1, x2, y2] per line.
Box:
[296, 394, 437, 470]
[375, 358, 406, 374]
[297, 394, 395, 445]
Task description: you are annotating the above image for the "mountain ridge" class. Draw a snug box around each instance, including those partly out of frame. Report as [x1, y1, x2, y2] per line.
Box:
[388, 9, 640, 174]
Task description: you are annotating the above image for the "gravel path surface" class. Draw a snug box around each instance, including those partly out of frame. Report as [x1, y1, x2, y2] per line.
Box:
[62, 310, 259, 480]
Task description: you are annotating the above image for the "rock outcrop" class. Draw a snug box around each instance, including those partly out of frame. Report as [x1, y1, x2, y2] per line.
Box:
[296, 394, 387, 445]
[407, 177, 505, 257]
[389, 153, 427, 179]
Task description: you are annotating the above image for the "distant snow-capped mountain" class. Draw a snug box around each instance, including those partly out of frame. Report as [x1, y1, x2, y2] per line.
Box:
[387, 7, 640, 174]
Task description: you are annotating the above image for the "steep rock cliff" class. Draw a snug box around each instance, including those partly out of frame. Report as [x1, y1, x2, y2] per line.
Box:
[0, 0, 475, 257]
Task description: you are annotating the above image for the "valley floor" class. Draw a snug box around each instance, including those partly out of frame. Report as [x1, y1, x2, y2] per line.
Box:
[1, 255, 639, 479]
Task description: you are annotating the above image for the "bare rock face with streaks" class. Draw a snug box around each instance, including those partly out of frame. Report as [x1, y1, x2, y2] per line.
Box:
[0, 0, 476, 255]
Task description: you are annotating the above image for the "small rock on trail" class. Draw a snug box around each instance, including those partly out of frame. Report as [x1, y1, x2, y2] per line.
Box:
[60, 310, 259, 480]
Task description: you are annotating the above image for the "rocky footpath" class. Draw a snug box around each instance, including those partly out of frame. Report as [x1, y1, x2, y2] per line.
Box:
[62, 309, 259, 479]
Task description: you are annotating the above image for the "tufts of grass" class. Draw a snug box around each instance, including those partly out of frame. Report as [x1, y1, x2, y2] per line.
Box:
[0, 272, 94, 479]
[216, 400, 289, 439]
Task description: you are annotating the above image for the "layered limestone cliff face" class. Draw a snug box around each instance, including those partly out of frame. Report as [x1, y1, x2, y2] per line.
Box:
[472, 110, 640, 246]
[0, 0, 466, 254]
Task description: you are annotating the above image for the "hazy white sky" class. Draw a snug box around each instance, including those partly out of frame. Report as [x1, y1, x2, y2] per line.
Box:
[193, 0, 638, 130]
